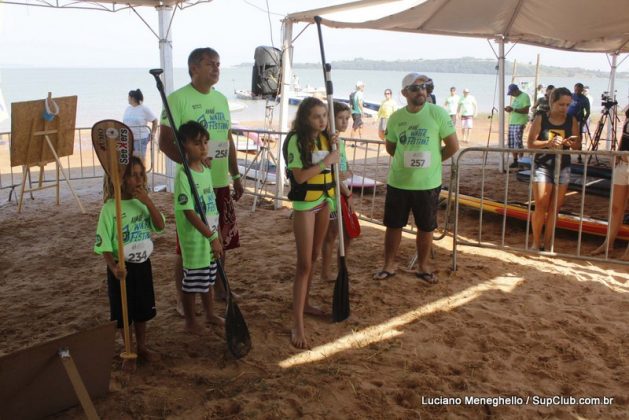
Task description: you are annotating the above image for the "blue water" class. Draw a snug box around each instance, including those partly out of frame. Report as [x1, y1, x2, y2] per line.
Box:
[1, 67, 626, 133]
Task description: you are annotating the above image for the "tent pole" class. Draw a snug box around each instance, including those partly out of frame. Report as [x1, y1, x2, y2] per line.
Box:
[606, 52, 618, 150]
[498, 36, 506, 172]
[276, 18, 294, 208]
[157, 5, 175, 189]
[157, 6, 174, 95]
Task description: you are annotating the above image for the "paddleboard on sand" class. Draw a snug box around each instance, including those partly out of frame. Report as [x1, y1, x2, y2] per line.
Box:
[447, 191, 629, 240]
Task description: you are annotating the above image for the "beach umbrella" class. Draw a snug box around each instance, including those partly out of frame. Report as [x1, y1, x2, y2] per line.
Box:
[149, 69, 252, 359]
[314, 16, 350, 323]
[91, 120, 136, 363]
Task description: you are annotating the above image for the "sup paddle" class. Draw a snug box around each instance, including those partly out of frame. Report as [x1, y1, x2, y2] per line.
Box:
[149, 68, 251, 359]
[314, 16, 350, 322]
[91, 120, 137, 362]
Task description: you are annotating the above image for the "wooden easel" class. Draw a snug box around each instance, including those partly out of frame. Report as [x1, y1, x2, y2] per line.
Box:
[11, 93, 84, 213]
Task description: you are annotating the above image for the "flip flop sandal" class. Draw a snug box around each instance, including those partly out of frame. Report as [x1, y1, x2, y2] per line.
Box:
[416, 272, 438, 285]
[373, 270, 396, 280]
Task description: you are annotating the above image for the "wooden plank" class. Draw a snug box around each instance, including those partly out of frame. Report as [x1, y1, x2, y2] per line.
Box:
[0, 322, 115, 420]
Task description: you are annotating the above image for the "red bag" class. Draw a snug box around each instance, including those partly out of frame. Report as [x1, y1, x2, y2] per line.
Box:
[341, 195, 361, 239]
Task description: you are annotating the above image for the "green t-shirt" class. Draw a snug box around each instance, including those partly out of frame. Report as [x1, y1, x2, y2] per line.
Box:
[385, 103, 456, 190]
[510, 92, 531, 125]
[161, 84, 232, 188]
[94, 198, 164, 263]
[174, 165, 219, 269]
[286, 133, 336, 212]
[339, 137, 348, 173]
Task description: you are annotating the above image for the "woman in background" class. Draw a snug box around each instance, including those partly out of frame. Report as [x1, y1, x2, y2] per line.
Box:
[123, 89, 158, 162]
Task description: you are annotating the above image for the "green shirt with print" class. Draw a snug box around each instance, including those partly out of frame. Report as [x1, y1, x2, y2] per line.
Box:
[385, 103, 455, 190]
[286, 133, 336, 212]
[161, 84, 232, 188]
[510, 92, 531, 125]
[94, 198, 164, 262]
[174, 165, 220, 269]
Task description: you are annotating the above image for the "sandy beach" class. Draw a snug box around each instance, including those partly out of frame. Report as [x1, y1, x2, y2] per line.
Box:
[0, 116, 628, 418]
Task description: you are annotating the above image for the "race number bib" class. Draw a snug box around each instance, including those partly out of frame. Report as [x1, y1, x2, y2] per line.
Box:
[404, 151, 431, 169]
[209, 141, 229, 159]
[208, 215, 219, 234]
[124, 239, 153, 263]
[312, 150, 329, 165]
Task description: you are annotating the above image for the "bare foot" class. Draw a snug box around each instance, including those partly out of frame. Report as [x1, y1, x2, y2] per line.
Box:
[591, 243, 612, 256]
[291, 328, 308, 349]
[321, 273, 334, 282]
[137, 348, 160, 362]
[205, 314, 226, 326]
[184, 323, 206, 336]
[304, 304, 326, 318]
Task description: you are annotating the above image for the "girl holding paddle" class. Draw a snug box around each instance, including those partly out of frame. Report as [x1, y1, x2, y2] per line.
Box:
[321, 101, 358, 282]
[95, 156, 165, 365]
[285, 97, 339, 349]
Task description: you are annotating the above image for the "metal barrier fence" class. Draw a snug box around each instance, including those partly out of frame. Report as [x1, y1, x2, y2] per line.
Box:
[452, 147, 629, 269]
[2, 126, 625, 269]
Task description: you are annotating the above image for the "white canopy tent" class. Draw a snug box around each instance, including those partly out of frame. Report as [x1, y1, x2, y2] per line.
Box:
[276, 0, 629, 196]
[1, 0, 215, 94]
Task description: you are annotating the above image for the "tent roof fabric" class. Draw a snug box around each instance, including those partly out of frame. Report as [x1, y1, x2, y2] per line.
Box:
[287, 0, 629, 54]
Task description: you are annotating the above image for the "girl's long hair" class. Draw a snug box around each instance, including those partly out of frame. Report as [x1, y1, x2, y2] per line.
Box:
[102, 156, 147, 202]
[290, 97, 327, 168]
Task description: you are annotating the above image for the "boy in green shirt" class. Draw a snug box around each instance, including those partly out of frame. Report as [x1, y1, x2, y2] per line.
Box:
[174, 121, 224, 335]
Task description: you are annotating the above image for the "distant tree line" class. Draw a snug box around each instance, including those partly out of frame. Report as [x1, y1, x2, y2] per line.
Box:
[239, 57, 626, 78]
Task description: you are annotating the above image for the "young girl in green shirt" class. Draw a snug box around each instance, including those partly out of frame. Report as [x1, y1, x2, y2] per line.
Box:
[285, 97, 339, 349]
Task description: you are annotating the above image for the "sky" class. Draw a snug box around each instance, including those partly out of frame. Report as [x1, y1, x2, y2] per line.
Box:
[0, 0, 626, 72]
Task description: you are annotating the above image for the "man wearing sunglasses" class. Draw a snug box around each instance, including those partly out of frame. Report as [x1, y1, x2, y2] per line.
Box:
[374, 73, 459, 284]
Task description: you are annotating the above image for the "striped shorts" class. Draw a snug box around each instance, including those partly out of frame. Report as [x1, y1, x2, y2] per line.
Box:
[508, 124, 525, 149]
[182, 261, 218, 293]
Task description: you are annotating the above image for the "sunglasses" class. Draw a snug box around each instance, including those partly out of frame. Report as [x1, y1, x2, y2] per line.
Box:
[406, 83, 427, 92]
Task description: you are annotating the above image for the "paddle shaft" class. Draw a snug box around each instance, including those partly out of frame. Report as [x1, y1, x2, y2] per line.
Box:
[107, 144, 134, 359]
[315, 16, 346, 258]
[150, 73, 231, 291]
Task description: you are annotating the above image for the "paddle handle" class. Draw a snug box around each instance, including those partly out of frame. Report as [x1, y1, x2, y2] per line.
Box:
[108, 144, 135, 360]
[315, 16, 346, 257]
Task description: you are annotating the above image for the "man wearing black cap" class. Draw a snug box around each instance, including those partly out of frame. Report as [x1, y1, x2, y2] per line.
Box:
[505, 83, 531, 168]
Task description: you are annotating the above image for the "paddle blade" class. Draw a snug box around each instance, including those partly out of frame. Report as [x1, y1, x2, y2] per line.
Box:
[91, 120, 134, 177]
[332, 257, 350, 322]
[225, 295, 252, 359]
[215, 261, 251, 359]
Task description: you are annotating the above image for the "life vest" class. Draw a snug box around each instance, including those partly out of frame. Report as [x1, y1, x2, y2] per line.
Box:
[282, 132, 335, 202]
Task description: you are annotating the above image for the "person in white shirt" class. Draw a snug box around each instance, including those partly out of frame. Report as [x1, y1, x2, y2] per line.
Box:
[443, 86, 460, 125]
[123, 89, 158, 161]
[457, 88, 478, 143]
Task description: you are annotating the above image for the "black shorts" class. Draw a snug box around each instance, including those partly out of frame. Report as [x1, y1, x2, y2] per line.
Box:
[383, 185, 441, 232]
[107, 259, 156, 328]
[352, 113, 363, 129]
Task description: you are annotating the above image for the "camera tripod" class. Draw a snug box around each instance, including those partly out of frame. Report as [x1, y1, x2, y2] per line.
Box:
[587, 104, 620, 165]
[243, 98, 280, 212]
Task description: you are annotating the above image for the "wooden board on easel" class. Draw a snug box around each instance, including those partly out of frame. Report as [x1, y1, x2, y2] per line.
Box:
[11, 95, 77, 167]
[10, 94, 85, 213]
